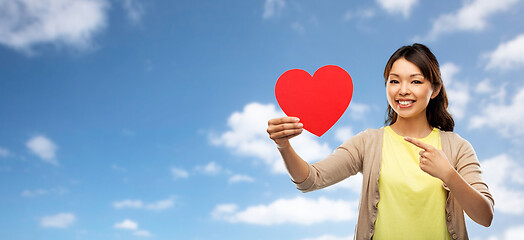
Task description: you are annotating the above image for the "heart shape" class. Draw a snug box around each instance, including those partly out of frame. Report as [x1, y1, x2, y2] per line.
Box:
[275, 65, 353, 137]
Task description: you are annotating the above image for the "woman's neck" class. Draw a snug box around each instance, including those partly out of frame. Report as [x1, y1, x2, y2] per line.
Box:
[390, 114, 433, 139]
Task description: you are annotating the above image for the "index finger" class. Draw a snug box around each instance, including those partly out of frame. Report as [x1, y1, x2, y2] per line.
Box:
[268, 117, 300, 126]
[404, 136, 432, 151]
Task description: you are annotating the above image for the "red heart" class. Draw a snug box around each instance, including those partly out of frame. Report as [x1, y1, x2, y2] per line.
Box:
[275, 65, 353, 137]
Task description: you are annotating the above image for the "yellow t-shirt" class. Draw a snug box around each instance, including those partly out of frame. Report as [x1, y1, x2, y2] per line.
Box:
[373, 126, 450, 240]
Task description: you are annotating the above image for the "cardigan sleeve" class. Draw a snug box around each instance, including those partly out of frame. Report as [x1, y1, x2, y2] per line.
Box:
[294, 129, 367, 192]
[446, 133, 495, 209]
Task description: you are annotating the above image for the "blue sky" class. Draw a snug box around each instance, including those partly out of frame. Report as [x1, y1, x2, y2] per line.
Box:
[1, 0, 524, 239]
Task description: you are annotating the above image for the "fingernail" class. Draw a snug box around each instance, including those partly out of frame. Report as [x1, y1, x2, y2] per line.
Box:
[295, 117, 300, 122]
[298, 123, 303, 128]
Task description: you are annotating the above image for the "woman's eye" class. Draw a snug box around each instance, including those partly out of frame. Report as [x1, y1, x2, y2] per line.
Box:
[412, 80, 422, 84]
[389, 80, 399, 84]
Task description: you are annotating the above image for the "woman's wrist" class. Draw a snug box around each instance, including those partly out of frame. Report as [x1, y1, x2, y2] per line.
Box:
[276, 140, 291, 149]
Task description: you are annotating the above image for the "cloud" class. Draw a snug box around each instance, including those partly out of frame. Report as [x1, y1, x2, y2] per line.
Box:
[324, 173, 363, 194]
[228, 174, 255, 184]
[113, 199, 143, 209]
[347, 102, 371, 120]
[263, 0, 285, 19]
[469, 87, 524, 137]
[145, 197, 174, 211]
[40, 213, 76, 228]
[195, 161, 222, 175]
[121, 0, 144, 23]
[334, 126, 354, 143]
[343, 8, 376, 22]
[424, 0, 520, 40]
[211, 196, 358, 225]
[480, 225, 524, 240]
[114, 219, 152, 237]
[301, 234, 354, 240]
[503, 225, 524, 239]
[0, 0, 108, 54]
[0, 147, 9, 158]
[114, 219, 138, 230]
[481, 154, 524, 214]
[21, 187, 68, 197]
[171, 167, 189, 179]
[485, 34, 524, 71]
[113, 197, 174, 211]
[210, 102, 332, 174]
[376, 0, 418, 18]
[440, 62, 470, 120]
[133, 230, 152, 237]
[26, 135, 58, 165]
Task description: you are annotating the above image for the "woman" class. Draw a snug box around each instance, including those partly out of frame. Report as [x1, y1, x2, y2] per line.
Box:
[267, 43, 494, 240]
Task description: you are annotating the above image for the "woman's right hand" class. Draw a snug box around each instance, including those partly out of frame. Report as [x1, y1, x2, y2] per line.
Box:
[267, 117, 304, 149]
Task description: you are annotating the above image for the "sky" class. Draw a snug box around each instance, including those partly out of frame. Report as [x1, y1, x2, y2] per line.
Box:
[0, 0, 524, 239]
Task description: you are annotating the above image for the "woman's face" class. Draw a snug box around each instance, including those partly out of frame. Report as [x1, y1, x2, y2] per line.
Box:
[386, 58, 439, 121]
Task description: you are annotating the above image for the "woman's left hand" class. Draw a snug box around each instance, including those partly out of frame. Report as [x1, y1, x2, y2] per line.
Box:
[404, 136, 455, 183]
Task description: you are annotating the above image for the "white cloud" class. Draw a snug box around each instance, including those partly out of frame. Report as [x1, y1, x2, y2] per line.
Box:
[228, 174, 255, 183]
[22, 187, 67, 197]
[343, 8, 376, 21]
[425, 0, 520, 40]
[171, 167, 189, 179]
[0, 147, 9, 158]
[196, 161, 222, 175]
[485, 34, 524, 71]
[469, 87, 524, 137]
[263, 0, 285, 19]
[26, 135, 58, 165]
[324, 173, 363, 194]
[113, 197, 174, 211]
[475, 78, 494, 94]
[212, 196, 357, 225]
[481, 154, 524, 214]
[210, 102, 332, 174]
[334, 126, 354, 143]
[479, 225, 524, 240]
[441, 62, 460, 86]
[114, 219, 138, 230]
[113, 199, 143, 209]
[145, 197, 174, 211]
[134, 230, 152, 237]
[0, 0, 108, 54]
[114, 219, 153, 237]
[121, 0, 144, 23]
[347, 102, 370, 120]
[40, 213, 76, 228]
[504, 225, 524, 239]
[440, 62, 469, 120]
[301, 234, 354, 240]
[376, 0, 418, 18]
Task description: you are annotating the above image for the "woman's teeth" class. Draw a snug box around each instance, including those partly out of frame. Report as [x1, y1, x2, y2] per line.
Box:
[398, 100, 414, 106]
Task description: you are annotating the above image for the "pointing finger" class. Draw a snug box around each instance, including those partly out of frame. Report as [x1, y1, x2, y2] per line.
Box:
[404, 136, 432, 151]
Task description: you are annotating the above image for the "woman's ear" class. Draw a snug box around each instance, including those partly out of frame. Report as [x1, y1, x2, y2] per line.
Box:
[431, 84, 441, 99]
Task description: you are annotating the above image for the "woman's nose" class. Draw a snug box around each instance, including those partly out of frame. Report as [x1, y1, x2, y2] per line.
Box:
[399, 83, 410, 95]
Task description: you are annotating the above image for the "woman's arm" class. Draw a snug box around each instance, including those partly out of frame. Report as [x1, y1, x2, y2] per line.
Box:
[267, 117, 309, 183]
[443, 169, 493, 227]
[404, 137, 494, 227]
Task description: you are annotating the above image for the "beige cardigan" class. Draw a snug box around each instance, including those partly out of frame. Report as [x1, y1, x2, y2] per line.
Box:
[294, 127, 494, 240]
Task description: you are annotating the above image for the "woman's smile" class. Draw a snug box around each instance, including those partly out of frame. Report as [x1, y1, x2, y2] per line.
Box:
[396, 99, 416, 108]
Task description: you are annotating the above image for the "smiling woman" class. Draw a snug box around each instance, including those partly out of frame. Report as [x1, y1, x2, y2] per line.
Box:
[267, 43, 494, 240]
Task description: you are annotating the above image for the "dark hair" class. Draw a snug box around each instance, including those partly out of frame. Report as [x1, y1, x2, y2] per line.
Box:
[383, 43, 454, 131]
